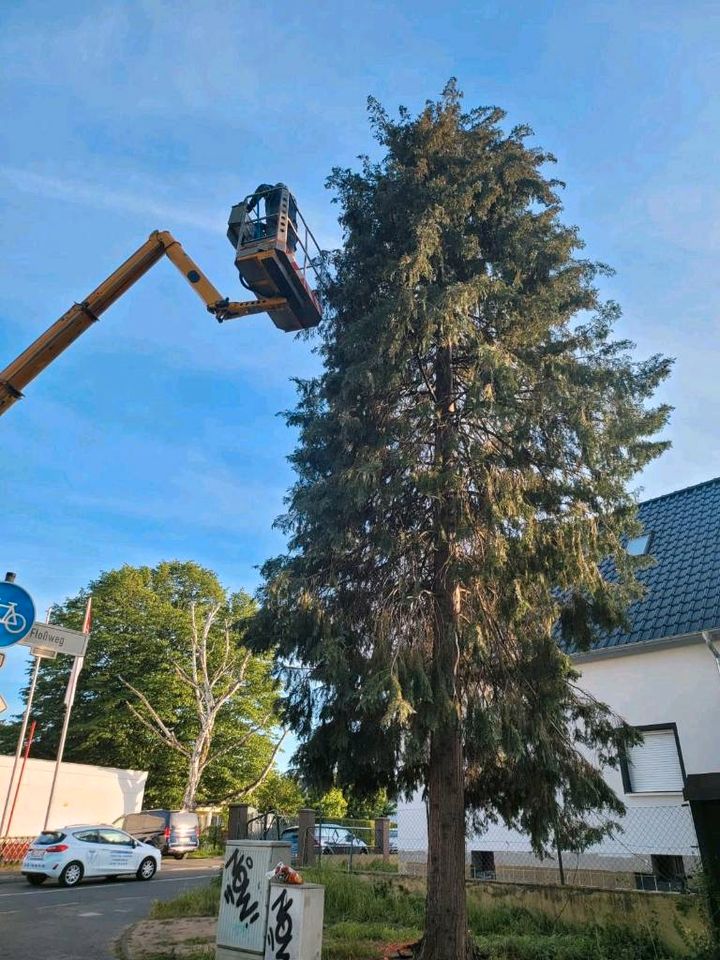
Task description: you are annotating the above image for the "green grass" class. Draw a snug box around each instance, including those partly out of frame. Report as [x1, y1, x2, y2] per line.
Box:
[139, 953, 213, 960]
[322, 922, 421, 960]
[150, 876, 222, 918]
[149, 867, 713, 960]
[466, 896, 705, 960]
[187, 848, 223, 860]
[341, 855, 399, 874]
[305, 868, 425, 933]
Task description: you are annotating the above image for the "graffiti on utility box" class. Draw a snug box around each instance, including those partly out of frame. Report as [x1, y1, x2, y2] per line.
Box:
[223, 849, 260, 927]
[266, 887, 294, 960]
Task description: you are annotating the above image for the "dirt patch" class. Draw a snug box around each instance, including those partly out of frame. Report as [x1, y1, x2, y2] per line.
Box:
[379, 941, 416, 959]
[120, 917, 216, 958]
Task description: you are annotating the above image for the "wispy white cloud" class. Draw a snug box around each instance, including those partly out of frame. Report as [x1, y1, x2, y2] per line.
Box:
[0, 166, 222, 233]
[61, 466, 288, 536]
[4, 390, 291, 523]
[0, 1, 263, 118]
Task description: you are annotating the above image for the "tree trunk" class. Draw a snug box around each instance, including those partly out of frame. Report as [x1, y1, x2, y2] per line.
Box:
[182, 730, 211, 810]
[423, 717, 468, 960]
[420, 338, 470, 960]
[182, 751, 203, 811]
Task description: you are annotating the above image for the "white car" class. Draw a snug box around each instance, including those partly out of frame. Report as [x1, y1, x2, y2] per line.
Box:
[21, 825, 162, 887]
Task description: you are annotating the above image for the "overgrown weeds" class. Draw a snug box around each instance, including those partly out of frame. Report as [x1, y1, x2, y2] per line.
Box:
[150, 876, 221, 918]
[149, 867, 713, 959]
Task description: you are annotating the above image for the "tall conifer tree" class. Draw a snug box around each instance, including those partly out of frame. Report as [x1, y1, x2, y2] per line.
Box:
[255, 83, 671, 959]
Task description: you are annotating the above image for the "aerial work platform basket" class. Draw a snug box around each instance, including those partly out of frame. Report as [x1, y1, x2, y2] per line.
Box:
[227, 184, 326, 332]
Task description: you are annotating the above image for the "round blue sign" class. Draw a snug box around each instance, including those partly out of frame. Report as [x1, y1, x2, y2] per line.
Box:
[0, 582, 36, 647]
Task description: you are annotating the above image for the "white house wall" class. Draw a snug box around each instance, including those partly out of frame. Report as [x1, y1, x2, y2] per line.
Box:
[0, 755, 148, 836]
[397, 640, 718, 866]
[577, 640, 720, 791]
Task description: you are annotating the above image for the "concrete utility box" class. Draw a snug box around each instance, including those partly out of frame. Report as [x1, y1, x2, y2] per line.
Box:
[265, 882, 325, 960]
[217, 840, 292, 960]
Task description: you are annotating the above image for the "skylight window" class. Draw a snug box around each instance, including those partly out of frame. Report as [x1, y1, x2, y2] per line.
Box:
[627, 533, 651, 556]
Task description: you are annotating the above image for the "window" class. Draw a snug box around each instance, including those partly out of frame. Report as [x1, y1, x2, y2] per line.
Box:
[621, 725, 685, 793]
[635, 855, 686, 893]
[627, 533, 651, 556]
[470, 850, 496, 880]
[122, 813, 165, 834]
[74, 831, 99, 843]
[35, 831, 66, 845]
[97, 829, 134, 846]
[652, 854, 686, 884]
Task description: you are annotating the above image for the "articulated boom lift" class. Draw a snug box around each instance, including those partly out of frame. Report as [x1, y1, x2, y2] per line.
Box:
[0, 184, 324, 418]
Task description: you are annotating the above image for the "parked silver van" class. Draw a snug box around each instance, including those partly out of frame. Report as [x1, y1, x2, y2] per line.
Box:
[118, 809, 199, 859]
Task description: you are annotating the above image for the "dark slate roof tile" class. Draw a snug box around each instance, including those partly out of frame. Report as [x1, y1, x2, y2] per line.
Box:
[576, 476, 720, 652]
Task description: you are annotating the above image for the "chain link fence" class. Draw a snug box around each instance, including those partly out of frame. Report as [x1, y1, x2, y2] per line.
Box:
[242, 809, 396, 871]
[398, 802, 701, 892]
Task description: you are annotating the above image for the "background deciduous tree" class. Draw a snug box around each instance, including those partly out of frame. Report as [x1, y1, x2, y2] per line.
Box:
[1, 562, 282, 808]
[250, 771, 306, 817]
[308, 786, 348, 820]
[253, 83, 671, 960]
[347, 788, 395, 820]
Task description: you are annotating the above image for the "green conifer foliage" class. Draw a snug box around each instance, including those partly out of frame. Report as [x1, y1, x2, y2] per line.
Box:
[255, 82, 671, 959]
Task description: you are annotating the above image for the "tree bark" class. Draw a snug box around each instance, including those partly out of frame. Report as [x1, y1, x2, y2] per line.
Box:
[182, 749, 203, 811]
[423, 713, 468, 959]
[182, 728, 212, 810]
[420, 339, 470, 960]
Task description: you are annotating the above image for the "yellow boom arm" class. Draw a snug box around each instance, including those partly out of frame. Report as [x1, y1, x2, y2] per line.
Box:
[0, 229, 286, 418]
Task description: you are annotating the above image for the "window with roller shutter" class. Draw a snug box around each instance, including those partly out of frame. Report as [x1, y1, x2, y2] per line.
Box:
[621, 725, 686, 793]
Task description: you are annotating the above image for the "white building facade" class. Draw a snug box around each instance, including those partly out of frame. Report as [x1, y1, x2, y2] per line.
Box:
[0, 755, 147, 837]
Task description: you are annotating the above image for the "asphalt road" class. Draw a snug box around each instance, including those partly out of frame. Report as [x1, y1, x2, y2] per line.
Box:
[0, 859, 221, 960]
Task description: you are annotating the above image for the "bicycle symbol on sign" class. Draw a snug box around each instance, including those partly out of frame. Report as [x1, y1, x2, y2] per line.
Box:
[0, 602, 27, 635]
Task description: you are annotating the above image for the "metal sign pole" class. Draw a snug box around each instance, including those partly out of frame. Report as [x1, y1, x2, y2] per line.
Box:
[42, 598, 91, 832]
[42, 670, 75, 831]
[0, 654, 41, 837]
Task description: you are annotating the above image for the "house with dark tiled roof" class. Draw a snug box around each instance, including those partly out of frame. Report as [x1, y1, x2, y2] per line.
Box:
[398, 477, 720, 890]
[581, 475, 720, 650]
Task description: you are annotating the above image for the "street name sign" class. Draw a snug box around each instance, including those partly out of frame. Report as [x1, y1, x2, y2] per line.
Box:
[0, 581, 36, 647]
[20, 621, 89, 658]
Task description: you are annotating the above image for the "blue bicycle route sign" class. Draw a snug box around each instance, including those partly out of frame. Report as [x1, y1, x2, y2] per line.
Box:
[0, 582, 36, 647]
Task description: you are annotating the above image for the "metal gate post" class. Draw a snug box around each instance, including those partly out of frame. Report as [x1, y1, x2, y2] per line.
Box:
[298, 808, 316, 867]
[228, 803, 250, 840]
[375, 817, 390, 861]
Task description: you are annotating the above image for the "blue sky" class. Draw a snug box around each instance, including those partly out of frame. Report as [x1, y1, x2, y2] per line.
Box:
[1, 0, 719, 758]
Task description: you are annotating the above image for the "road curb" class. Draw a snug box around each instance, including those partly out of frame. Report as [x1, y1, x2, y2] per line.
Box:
[116, 917, 216, 960]
[114, 919, 139, 960]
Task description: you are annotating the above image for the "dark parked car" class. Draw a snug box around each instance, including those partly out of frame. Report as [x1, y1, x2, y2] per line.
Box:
[116, 809, 199, 859]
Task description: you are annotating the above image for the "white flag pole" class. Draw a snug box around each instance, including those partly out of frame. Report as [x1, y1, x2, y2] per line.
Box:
[42, 598, 92, 832]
